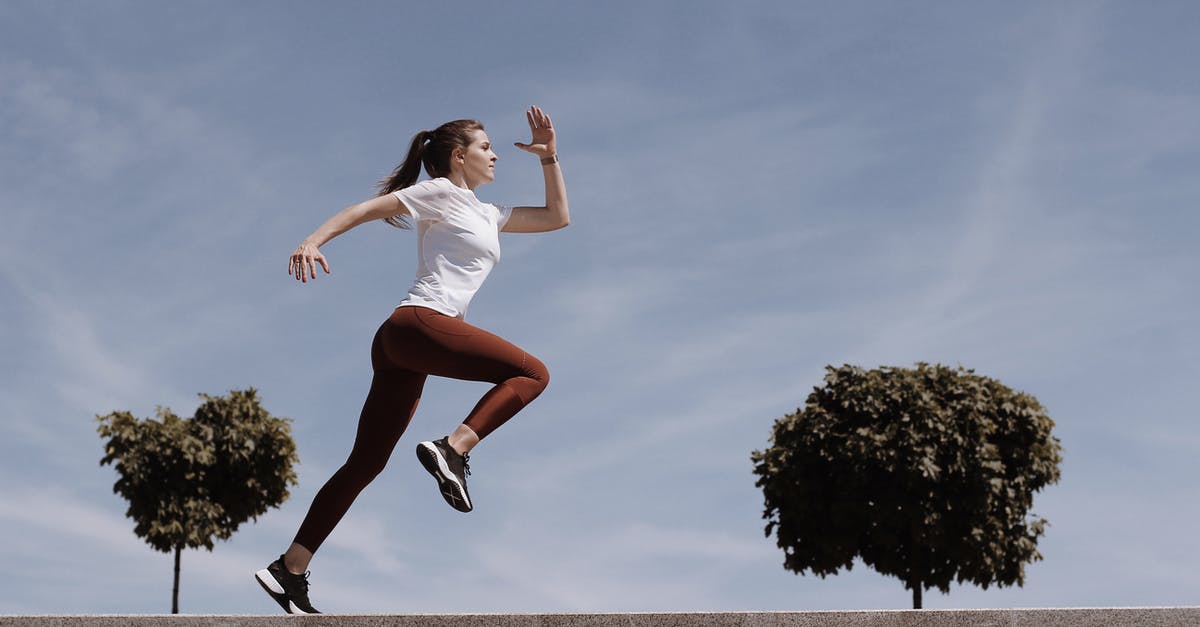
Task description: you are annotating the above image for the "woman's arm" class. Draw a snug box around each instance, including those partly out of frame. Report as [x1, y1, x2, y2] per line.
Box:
[288, 193, 406, 282]
[506, 105, 570, 233]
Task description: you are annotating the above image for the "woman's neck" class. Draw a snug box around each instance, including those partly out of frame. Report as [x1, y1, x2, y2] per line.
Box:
[445, 171, 476, 191]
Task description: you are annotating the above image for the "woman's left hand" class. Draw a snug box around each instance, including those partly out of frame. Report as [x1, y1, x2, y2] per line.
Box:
[513, 105, 556, 158]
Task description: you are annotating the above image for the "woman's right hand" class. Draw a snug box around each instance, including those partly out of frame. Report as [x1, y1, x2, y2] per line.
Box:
[289, 240, 330, 283]
[513, 105, 557, 159]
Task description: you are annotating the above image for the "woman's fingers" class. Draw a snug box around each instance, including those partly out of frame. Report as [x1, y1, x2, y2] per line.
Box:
[517, 105, 555, 156]
[302, 256, 315, 282]
[289, 248, 329, 283]
[526, 105, 552, 129]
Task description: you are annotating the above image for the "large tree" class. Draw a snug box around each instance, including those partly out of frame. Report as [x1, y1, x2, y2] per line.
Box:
[97, 388, 298, 613]
[751, 363, 1062, 608]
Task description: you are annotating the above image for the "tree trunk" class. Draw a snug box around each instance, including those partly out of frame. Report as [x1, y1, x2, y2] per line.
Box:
[172, 546, 181, 614]
[909, 520, 923, 609]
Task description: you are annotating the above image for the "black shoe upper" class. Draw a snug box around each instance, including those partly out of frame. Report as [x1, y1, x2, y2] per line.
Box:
[266, 556, 320, 614]
[438, 437, 471, 481]
[420, 437, 474, 512]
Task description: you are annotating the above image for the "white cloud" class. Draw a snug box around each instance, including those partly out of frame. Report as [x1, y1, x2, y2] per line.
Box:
[468, 519, 775, 611]
[1, 1, 1199, 614]
[0, 488, 135, 552]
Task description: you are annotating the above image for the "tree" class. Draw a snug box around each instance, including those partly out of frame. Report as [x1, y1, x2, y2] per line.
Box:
[751, 363, 1062, 608]
[97, 388, 299, 613]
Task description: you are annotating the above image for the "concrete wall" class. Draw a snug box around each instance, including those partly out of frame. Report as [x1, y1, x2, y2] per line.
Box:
[2, 608, 1199, 627]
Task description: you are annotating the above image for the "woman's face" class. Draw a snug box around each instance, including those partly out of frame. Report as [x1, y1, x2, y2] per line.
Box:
[459, 130, 498, 188]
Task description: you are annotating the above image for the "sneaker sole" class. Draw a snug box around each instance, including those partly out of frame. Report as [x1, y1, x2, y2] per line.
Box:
[417, 441, 472, 512]
[254, 569, 314, 615]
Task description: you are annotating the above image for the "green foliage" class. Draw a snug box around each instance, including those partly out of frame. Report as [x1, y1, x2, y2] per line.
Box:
[751, 363, 1062, 600]
[97, 388, 299, 553]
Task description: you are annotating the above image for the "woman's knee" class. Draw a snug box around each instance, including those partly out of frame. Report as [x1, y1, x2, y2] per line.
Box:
[341, 452, 389, 485]
[525, 354, 550, 392]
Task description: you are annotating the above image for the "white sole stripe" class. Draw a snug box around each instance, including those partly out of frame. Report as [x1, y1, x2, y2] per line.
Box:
[255, 569, 285, 595]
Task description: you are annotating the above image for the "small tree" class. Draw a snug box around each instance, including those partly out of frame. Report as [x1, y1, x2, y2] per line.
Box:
[97, 388, 298, 613]
[751, 363, 1062, 608]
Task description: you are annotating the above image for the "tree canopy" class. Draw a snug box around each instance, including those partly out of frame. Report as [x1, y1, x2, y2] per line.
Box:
[97, 388, 298, 612]
[751, 363, 1062, 608]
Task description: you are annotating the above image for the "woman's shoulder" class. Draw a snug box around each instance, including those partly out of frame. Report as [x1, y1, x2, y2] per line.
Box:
[406, 177, 451, 192]
[396, 178, 454, 202]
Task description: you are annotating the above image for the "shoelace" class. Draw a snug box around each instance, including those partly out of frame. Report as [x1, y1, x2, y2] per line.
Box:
[461, 453, 471, 477]
[293, 570, 311, 593]
[276, 559, 312, 596]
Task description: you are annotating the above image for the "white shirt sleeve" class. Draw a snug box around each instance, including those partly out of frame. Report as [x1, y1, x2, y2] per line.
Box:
[392, 179, 450, 222]
[496, 204, 514, 230]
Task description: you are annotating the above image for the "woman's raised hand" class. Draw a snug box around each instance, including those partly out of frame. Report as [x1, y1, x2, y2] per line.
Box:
[513, 105, 556, 158]
[289, 240, 330, 283]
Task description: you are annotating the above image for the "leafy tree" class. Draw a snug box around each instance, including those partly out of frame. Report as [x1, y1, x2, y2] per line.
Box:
[97, 388, 298, 613]
[751, 363, 1062, 608]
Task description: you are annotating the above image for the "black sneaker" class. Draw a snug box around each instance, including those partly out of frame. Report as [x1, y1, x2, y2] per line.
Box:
[416, 436, 473, 512]
[255, 555, 320, 614]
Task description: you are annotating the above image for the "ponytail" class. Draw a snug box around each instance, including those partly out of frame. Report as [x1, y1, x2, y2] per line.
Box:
[376, 119, 485, 230]
[378, 130, 434, 229]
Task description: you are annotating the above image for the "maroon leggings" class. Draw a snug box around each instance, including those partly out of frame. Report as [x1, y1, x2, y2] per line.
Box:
[293, 305, 549, 553]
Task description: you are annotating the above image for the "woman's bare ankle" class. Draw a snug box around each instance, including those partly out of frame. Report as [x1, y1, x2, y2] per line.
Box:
[447, 424, 480, 456]
[283, 543, 313, 575]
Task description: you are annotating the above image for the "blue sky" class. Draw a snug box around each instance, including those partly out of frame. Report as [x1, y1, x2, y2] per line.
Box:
[2, 0, 1198, 614]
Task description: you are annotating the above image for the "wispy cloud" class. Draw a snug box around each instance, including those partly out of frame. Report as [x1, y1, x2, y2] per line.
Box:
[843, 5, 1110, 367]
[2, 1, 1198, 614]
[468, 519, 775, 611]
[0, 488, 135, 554]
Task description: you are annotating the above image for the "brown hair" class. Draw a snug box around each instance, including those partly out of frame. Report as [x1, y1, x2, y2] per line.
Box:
[377, 119, 485, 229]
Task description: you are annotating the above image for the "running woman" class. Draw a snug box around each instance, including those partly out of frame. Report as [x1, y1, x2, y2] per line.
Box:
[255, 105, 568, 614]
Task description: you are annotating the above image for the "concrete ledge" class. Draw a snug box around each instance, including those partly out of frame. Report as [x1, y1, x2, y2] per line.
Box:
[2, 609, 1199, 626]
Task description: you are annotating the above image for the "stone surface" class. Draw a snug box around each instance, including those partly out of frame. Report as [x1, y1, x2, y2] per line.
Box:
[1, 609, 1199, 626]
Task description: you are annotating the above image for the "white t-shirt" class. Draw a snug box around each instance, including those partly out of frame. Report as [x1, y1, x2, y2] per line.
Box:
[391, 178, 513, 318]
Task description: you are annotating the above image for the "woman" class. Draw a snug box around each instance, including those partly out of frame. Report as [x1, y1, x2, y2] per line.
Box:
[255, 105, 568, 614]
